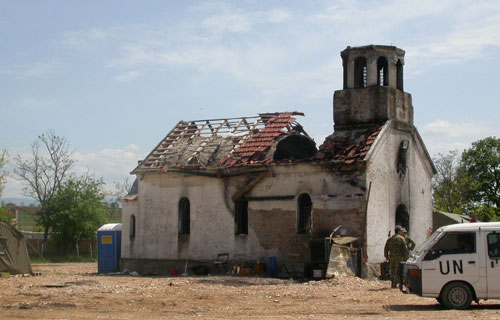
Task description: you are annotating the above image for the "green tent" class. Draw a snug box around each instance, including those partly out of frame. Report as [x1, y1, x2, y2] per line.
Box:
[0, 222, 33, 275]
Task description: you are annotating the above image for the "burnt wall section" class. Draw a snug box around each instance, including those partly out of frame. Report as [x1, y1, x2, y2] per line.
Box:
[334, 86, 413, 126]
[364, 120, 435, 263]
[121, 163, 369, 271]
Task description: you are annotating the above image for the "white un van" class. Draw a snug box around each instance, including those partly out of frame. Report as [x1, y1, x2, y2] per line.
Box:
[401, 222, 500, 309]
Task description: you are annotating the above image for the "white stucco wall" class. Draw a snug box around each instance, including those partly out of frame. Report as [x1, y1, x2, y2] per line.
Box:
[122, 123, 433, 268]
[365, 121, 434, 263]
[121, 163, 367, 263]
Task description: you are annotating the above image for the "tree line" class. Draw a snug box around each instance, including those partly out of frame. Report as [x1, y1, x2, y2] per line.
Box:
[432, 136, 500, 221]
[0, 131, 131, 255]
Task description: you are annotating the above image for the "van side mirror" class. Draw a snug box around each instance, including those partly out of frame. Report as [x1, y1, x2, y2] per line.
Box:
[424, 250, 441, 261]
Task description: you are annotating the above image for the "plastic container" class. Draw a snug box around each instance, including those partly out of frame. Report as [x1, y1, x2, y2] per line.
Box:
[266, 256, 278, 277]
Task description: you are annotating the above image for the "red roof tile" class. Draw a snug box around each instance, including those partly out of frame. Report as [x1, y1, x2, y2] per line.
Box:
[315, 124, 385, 164]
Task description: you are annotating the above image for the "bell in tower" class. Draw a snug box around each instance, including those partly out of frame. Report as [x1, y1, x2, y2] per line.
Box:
[334, 45, 413, 128]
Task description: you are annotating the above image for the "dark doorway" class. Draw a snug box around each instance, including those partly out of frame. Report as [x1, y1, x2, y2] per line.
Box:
[396, 204, 409, 232]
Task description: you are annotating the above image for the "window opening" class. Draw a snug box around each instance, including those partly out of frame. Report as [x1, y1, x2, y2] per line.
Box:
[488, 233, 500, 259]
[397, 140, 409, 179]
[396, 60, 404, 90]
[130, 215, 136, 238]
[377, 57, 389, 86]
[395, 204, 409, 232]
[424, 232, 476, 260]
[298, 193, 312, 234]
[235, 199, 248, 235]
[179, 197, 190, 234]
[354, 57, 367, 88]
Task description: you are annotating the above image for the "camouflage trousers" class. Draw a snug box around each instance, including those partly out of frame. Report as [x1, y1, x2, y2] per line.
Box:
[389, 257, 403, 285]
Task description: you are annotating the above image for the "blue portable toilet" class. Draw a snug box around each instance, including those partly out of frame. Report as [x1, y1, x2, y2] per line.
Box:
[97, 223, 122, 273]
[266, 256, 278, 277]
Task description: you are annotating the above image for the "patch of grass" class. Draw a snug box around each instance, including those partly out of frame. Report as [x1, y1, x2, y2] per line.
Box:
[17, 211, 43, 232]
[31, 254, 97, 264]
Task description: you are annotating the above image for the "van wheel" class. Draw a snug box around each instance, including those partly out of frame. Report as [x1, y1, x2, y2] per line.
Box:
[441, 282, 473, 310]
[436, 297, 443, 305]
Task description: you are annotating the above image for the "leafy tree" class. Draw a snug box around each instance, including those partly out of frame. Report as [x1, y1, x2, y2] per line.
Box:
[460, 137, 500, 220]
[48, 174, 107, 253]
[432, 150, 467, 213]
[0, 206, 13, 225]
[13, 131, 75, 250]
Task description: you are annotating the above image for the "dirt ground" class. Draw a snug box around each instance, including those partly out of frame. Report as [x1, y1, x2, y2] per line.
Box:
[1, 263, 500, 319]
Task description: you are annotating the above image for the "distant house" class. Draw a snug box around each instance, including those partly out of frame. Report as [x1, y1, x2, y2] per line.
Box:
[121, 45, 436, 276]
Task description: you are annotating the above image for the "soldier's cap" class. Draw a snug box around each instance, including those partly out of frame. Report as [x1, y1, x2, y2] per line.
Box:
[400, 227, 407, 233]
[395, 225, 402, 232]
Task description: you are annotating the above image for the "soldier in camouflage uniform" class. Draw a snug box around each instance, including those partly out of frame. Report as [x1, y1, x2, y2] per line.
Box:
[402, 229, 416, 251]
[384, 226, 409, 288]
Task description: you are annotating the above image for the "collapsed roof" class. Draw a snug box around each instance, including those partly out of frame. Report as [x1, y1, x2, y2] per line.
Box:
[315, 123, 385, 164]
[132, 112, 317, 174]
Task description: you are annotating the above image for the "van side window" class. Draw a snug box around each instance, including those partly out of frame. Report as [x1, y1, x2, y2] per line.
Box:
[424, 232, 476, 260]
[487, 233, 500, 259]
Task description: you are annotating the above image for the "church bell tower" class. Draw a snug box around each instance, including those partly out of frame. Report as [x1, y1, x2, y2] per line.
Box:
[334, 45, 414, 128]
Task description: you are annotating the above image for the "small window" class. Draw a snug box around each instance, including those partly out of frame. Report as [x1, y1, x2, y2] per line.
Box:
[397, 140, 409, 179]
[179, 197, 190, 234]
[487, 233, 500, 259]
[298, 193, 312, 234]
[354, 57, 367, 88]
[377, 57, 389, 86]
[235, 199, 248, 235]
[130, 215, 136, 239]
[424, 232, 476, 260]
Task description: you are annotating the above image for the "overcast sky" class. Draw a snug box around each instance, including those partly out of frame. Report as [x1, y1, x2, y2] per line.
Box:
[1, 0, 500, 200]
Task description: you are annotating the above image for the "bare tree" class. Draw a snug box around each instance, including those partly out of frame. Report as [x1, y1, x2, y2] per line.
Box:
[107, 177, 133, 218]
[0, 149, 8, 198]
[14, 131, 75, 251]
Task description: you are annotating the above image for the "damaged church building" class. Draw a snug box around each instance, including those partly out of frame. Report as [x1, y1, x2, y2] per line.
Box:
[121, 45, 436, 277]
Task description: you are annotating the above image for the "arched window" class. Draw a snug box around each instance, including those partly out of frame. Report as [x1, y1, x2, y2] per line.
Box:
[396, 204, 409, 232]
[298, 193, 312, 234]
[396, 60, 404, 90]
[354, 57, 367, 88]
[178, 197, 190, 234]
[235, 199, 248, 235]
[377, 57, 389, 86]
[397, 140, 409, 179]
[130, 214, 136, 238]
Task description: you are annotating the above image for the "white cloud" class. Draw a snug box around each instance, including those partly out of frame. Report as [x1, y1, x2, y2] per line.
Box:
[2, 145, 144, 200]
[202, 12, 253, 33]
[2, 175, 25, 200]
[267, 8, 292, 23]
[422, 120, 491, 138]
[1, 60, 63, 78]
[64, 27, 112, 47]
[421, 120, 498, 156]
[18, 97, 61, 112]
[114, 70, 142, 82]
[73, 144, 143, 181]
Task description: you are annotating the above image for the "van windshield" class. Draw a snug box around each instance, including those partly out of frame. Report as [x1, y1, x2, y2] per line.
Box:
[414, 231, 441, 254]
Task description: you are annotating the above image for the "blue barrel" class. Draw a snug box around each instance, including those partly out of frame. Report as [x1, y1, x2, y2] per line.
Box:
[266, 256, 278, 277]
[97, 223, 122, 273]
